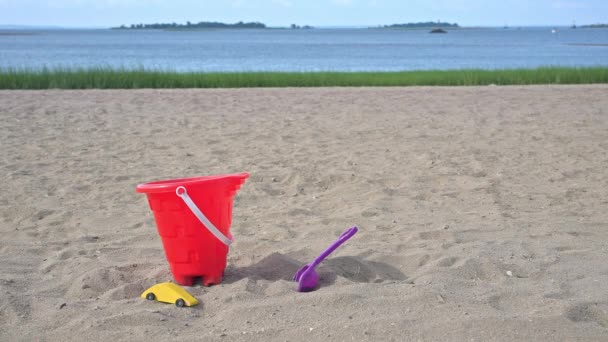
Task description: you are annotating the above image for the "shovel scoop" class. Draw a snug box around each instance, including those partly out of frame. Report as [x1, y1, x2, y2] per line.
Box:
[293, 226, 358, 292]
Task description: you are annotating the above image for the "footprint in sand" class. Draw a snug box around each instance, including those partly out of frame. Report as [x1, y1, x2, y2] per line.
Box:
[566, 302, 608, 328]
[417, 254, 431, 267]
[35, 209, 55, 221]
[324, 256, 407, 284]
[437, 256, 460, 267]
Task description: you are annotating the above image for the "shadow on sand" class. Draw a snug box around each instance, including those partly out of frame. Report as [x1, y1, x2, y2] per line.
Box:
[223, 252, 407, 287]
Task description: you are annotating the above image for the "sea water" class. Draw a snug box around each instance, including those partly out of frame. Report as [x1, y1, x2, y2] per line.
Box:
[0, 27, 607, 71]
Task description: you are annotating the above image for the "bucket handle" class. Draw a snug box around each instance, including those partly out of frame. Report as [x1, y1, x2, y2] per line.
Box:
[176, 186, 233, 246]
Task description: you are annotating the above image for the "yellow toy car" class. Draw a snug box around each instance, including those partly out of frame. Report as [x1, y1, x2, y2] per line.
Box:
[141, 282, 199, 307]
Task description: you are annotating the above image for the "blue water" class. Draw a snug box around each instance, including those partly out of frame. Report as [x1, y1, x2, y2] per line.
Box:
[0, 28, 607, 71]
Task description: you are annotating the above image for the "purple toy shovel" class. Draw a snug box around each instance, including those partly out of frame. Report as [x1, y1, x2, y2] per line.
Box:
[293, 226, 358, 292]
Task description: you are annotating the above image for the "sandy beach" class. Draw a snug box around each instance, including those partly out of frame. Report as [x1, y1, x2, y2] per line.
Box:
[1, 85, 607, 341]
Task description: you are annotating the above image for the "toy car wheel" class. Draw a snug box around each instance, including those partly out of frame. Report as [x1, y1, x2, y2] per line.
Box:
[175, 299, 185, 307]
[146, 293, 156, 301]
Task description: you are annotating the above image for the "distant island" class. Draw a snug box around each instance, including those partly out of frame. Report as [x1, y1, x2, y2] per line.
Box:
[382, 21, 459, 29]
[289, 24, 314, 30]
[581, 24, 608, 28]
[113, 21, 315, 30]
[113, 21, 267, 30]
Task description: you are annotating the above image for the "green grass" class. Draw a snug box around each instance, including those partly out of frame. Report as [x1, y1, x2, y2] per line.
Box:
[1, 67, 607, 89]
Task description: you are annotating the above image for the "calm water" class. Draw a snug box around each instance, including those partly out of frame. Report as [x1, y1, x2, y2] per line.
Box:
[1, 28, 607, 71]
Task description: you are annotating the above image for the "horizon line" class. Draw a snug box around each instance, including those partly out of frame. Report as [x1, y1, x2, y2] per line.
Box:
[0, 23, 595, 30]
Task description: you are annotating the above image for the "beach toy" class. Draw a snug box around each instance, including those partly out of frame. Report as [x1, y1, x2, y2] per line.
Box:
[137, 173, 248, 286]
[141, 282, 199, 307]
[293, 226, 358, 292]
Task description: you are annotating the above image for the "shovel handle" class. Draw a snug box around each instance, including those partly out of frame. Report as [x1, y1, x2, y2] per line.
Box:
[308, 226, 358, 269]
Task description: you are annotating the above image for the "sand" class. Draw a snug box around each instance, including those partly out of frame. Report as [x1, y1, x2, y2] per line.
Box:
[1, 85, 607, 341]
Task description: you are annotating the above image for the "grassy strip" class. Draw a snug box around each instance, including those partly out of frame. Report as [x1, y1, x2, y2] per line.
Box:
[0, 67, 607, 89]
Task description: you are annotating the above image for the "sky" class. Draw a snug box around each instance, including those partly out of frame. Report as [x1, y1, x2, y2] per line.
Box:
[0, 0, 607, 28]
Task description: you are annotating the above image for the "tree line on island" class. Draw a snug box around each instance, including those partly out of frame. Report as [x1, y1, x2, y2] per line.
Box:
[114, 21, 266, 29]
[383, 21, 459, 28]
[113, 21, 313, 30]
[112, 21, 608, 31]
[581, 24, 608, 28]
[113, 20, 459, 30]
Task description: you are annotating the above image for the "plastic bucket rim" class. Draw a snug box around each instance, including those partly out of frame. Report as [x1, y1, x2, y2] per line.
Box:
[136, 172, 249, 194]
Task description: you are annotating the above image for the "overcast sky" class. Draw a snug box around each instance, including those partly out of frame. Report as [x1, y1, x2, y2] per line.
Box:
[0, 0, 607, 28]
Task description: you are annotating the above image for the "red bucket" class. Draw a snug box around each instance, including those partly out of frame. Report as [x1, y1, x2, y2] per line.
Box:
[136, 173, 248, 286]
